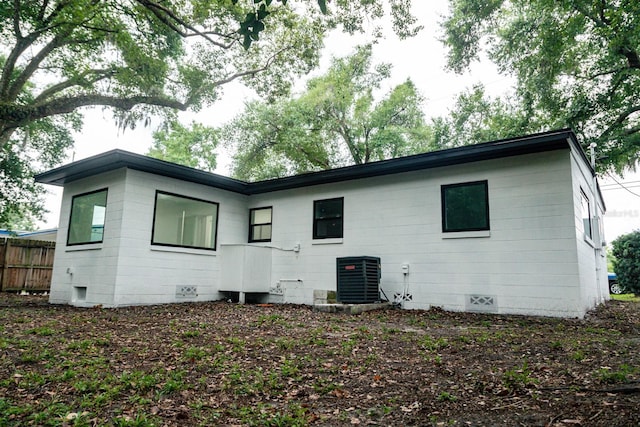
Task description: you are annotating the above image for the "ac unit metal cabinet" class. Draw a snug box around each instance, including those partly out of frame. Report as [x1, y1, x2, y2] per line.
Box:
[336, 256, 381, 303]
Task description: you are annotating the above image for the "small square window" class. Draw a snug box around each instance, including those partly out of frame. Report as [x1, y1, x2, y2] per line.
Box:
[314, 198, 343, 239]
[441, 181, 489, 232]
[249, 207, 272, 242]
[67, 189, 108, 245]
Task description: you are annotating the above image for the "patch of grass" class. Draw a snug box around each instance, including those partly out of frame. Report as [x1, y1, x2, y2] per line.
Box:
[273, 337, 295, 350]
[549, 340, 563, 350]
[112, 412, 160, 427]
[421, 335, 449, 352]
[502, 362, 538, 391]
[570, 350, 585, 362]
[596, 364, 638, 384]
[227, 336, 246, 352]
[120, 370, 158, 392]
[181, 329, 200, 338]
[255, 313, 287, 326]
[233, 402, 309, 427]
[25, 326, 56, 336]
[183, 346, 207, 361]
[611, 294, 640, 302]
[437, 391, 457, 402]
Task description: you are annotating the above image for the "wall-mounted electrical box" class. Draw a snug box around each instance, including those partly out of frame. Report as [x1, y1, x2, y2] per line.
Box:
[401, 264, 410, 275]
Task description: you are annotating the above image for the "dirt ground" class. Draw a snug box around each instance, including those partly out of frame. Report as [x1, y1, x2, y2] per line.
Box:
[0, 294, 639, 426]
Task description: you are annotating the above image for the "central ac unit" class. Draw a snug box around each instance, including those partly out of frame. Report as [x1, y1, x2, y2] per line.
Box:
[336, 256, 381, 303]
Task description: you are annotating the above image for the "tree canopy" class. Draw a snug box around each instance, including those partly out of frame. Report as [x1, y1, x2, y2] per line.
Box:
[225, 45, 434, 181]
[430, 84, 552, 149]
[611, 230, 640, 295]
[147, 121, 218, 172]
[0, 0, 418, 228]
[441, 0, 640, 173]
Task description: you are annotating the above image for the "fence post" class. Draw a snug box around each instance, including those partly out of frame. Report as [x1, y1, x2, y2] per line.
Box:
[1, 238, 9, 291]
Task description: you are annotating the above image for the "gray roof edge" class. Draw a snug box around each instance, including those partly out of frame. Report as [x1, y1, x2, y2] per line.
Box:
[35, 149, 249, 194]
[247, 128, 579, 194]
[35, 129, 590, 196]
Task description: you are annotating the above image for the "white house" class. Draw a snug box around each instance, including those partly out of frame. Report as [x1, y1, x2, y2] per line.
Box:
[35, 129, 609, 317]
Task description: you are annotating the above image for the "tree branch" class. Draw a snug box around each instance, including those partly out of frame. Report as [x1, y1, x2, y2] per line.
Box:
[200, 46, 292, 103]
[33, 69, 117, 103]
[601, 105, 640, 137]
[13, 0, 23, 39]
[1, 94, 190, 129]
[6, 31, 72, 102]
[135, 0, 236, 49]
[618, 46, 640, 69]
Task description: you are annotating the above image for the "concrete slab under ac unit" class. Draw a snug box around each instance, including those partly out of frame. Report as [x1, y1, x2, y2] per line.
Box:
[313, 302, 391, 315]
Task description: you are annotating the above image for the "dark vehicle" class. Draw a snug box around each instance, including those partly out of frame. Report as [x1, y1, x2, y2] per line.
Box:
[608, 272, 624, 295]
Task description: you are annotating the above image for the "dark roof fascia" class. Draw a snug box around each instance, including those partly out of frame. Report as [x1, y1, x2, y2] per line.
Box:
[247, 129, 578, 194]
[35, 150, 249, 194]
[36, 129, 591, 197]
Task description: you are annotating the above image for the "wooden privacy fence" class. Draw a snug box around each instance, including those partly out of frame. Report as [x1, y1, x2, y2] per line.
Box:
[0, 238, 55, 292]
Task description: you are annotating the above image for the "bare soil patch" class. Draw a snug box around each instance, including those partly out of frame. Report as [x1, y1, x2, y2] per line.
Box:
[1, 294, 639, 426]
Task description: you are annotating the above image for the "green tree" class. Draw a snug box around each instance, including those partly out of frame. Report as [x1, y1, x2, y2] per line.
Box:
[147, 121, 218, 172]
[227, 45, 435, 181]
[0, 0, 419, 229]
[431, 84, 550, 148]
[441, 0, 640, 173]
[611, 230, 640, 295]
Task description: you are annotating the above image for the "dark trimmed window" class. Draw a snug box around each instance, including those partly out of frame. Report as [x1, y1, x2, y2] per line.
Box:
[151, 191, 219, 250]
[441, 181, 489, 232]
[313, 197, 343, 239]
[67, 189, 108, 245]
[249, 207, 272, 242]
[580, 189, 592, 239]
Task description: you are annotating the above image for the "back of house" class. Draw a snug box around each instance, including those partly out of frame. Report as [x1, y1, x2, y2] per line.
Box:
[35, 129, 609, 317]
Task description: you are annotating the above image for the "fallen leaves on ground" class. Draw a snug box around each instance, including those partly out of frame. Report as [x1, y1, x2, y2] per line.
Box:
[0, 294, 638, 426]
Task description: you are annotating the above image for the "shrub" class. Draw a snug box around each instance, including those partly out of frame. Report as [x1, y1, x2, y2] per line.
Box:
[611, 230, 640, 295]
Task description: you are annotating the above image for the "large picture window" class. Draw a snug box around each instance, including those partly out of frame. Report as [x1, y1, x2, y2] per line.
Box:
[67, 189, 108, 245]
[313, 197, 343, 239]
[249, 207, 272, 242]
[441, 181, 489, 232]
[151, 191, 219, 250]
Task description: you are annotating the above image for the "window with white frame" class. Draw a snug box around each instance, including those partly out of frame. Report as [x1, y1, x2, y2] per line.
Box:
[313, 198, 343, 239]
[580, 189, 592, 240]
[441, 180, 490, 232]
[249, 207, 272, 242]
[151, 191, 219, 250]
[67, 189, 108, 245]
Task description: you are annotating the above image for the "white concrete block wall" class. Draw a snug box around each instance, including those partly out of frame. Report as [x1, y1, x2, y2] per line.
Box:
[49, 146, 602, 317]
[250, 150, 585, 317]
[50, 169, 126, 307]
[569, 150, 609, 310]
[111, 169, 247, 306]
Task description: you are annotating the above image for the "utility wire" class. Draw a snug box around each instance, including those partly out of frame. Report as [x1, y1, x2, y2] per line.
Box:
[600, 180, 640, 188]
[606, 173, 640, 198]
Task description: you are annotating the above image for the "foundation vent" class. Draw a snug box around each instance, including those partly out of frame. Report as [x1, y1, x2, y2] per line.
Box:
[176, 286, 198, 298]
[466, 294, 497, 312]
